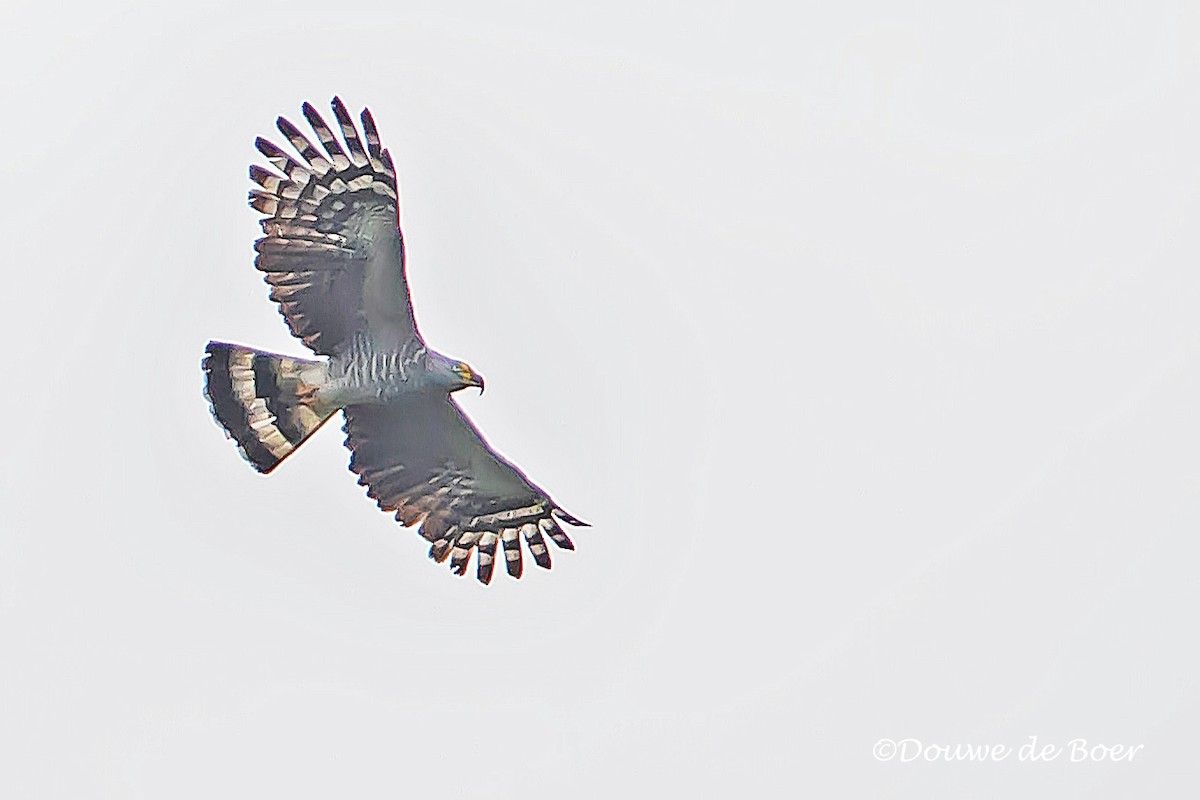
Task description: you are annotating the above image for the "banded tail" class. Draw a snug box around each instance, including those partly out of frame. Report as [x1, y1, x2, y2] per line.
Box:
[203, 342, 338, 473]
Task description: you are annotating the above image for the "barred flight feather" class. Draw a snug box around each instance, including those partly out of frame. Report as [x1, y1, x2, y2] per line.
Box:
[331, 97, 370, 166]
[522, 522, 552, 569]
[476, 532, 499, 584]
[302, 102, 351, 171]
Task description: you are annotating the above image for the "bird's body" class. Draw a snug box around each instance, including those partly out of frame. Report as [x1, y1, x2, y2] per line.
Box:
[324, 332, 429, 404]
[203, 97, 586, 583]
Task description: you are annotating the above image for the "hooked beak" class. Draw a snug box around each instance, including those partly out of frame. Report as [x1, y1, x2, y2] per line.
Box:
[456, 364, 485, 394]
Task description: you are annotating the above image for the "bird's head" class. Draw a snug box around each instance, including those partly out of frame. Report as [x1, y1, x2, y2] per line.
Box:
[430, 351, 485, 394]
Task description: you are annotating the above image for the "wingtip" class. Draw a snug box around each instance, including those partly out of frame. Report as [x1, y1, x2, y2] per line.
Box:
[554, 509, 591, 527]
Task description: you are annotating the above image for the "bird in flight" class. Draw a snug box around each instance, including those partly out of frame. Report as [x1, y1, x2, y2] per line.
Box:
[203, 97, 587, 584]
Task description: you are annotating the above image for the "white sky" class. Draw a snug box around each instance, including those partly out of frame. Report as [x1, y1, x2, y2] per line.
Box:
[2, 2, 1198, 797]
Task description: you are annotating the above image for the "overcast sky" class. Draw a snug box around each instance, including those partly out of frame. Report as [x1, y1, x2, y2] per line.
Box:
[2, 2, 1198, 797]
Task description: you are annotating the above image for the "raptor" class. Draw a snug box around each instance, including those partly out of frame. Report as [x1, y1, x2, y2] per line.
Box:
[203, 97, 587, 584]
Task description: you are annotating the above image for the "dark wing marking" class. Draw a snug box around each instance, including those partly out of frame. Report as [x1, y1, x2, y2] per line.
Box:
[250, 97, 418, 356]
[343, 396, 588, 584]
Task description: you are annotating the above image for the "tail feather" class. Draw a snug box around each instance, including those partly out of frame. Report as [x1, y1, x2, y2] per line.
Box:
[203, 341, 338, 473]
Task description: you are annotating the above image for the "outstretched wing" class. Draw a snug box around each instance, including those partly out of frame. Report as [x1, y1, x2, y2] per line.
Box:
[250, 97, 418, 356]
[343, 398, 589, 583]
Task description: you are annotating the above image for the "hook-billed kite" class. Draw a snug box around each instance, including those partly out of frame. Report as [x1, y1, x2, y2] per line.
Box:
[203, 97, 588, 584]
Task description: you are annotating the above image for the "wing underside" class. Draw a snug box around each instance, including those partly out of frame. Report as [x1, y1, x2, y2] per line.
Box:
[250, 97, 418, 356]
[343, 397, 589, 583]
